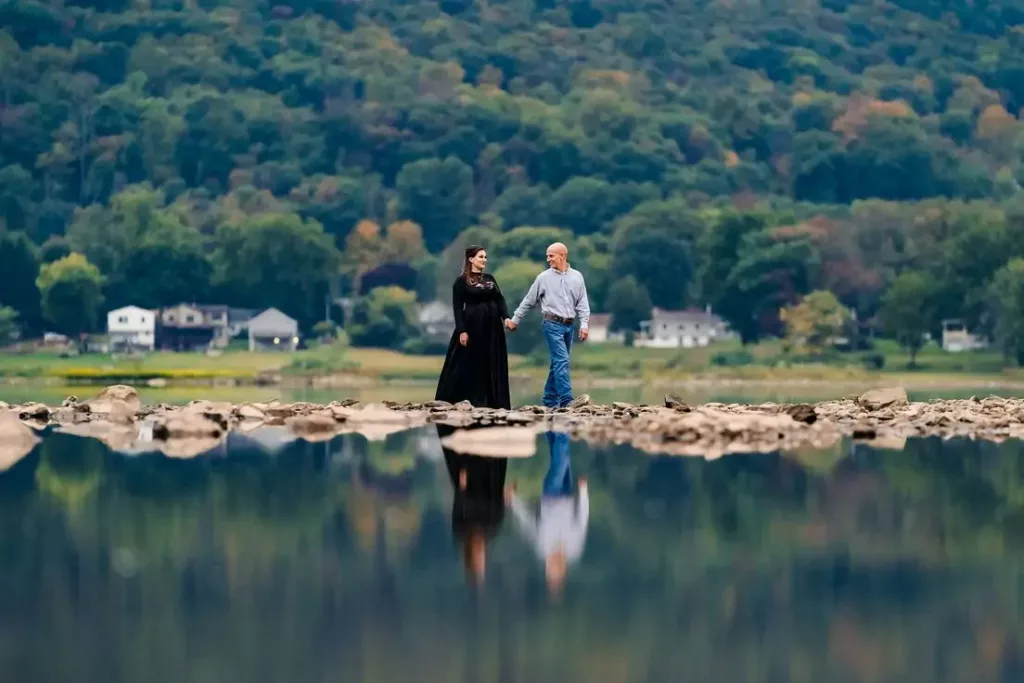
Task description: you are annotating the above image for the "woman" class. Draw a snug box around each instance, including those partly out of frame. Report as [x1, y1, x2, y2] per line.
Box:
[434, 245, 512, 410]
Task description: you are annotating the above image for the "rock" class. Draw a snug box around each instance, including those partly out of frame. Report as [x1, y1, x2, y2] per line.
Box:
[664, 393, 691, 412]
[0, 411, 40, 470]
[85, 399, 136, 424]
[92, 385, 141, 413]
[568, 394, 591, 409]
[784, 404, 818, 424]
[234, 404, 267, 421]
[0, 402, 8, 410]
[454, 400, 473, 411]
[857, 387, 908, 411]
[611, 401, 633, 410]
[18, 403, 50, 421]
[61, 396, 79, 408]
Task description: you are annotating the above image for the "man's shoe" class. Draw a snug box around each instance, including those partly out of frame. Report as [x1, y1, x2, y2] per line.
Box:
[567, 394, 591, 409]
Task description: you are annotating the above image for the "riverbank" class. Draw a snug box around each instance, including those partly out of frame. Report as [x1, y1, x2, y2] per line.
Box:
[3, 384, 1024, 464]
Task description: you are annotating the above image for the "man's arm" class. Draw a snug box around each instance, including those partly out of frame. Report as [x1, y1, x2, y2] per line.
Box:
[510, 273, 543, 326]
[575, 272, 591, 339]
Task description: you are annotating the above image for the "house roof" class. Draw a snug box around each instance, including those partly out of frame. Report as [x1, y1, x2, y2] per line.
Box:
[108, 305, 155, 316]
[650, 307, 725, 325]
[248, 307, 298, 335]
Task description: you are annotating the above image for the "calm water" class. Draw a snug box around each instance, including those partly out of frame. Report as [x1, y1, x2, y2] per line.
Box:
[2, 427, 1024, 682]
[3, 381, 1024, 408]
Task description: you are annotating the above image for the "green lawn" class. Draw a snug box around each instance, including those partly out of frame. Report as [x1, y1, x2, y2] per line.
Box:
[0, 338, 1016, 383]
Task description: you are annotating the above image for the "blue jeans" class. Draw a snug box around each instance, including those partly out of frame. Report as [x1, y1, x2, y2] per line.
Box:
[542, 431, 574, 496]
[542, 320, 573, 408]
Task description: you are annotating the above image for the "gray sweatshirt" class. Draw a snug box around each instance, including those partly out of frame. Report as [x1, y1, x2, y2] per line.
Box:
[510, 266, 591, 329]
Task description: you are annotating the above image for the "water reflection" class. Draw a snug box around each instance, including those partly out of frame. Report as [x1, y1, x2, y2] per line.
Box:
[438, 424, 508, 585]
[3, 428, 1024, 681]
[507, 431, 590, 597]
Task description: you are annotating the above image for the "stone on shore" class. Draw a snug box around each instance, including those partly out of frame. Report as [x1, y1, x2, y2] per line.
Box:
[857, 386, 908, 411]
[0, 411, 41, 470]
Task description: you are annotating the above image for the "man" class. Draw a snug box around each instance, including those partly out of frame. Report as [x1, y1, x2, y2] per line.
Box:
[506, 242, 590, 409]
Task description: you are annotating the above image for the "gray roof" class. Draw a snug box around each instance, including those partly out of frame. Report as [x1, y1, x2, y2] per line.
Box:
[248, 308, 298, 335]
[650, 308, 726, 325]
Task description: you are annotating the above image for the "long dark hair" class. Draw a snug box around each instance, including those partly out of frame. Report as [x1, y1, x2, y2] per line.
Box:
[461, 245, 486, 283]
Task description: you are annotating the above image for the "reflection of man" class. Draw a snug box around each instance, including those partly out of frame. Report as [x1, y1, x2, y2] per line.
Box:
[506, 431, 589, 596]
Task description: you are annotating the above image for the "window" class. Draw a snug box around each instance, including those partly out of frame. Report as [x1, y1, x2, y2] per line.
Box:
[186, 315, 196, 323]
[117, 316, 128, 324]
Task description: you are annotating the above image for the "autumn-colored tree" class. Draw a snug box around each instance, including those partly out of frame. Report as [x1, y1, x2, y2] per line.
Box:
[780, 290, 849, 355]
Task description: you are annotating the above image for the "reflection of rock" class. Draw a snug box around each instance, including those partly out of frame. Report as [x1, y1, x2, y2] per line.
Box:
[0, 411, 40, 471]
[152, 414, 223, 440]
[155, 436, 224, 459]
[439, 426, 538, 458]
[18, 402, 50, 422]
[56, 422, 144, 452]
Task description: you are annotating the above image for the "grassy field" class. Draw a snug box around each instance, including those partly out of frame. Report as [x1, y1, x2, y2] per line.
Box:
[0, 339, 1020, 385]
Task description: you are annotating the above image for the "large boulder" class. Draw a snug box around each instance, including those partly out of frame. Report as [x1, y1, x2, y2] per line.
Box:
[857, 387, 908, 411]
[0, 411, 40, 470]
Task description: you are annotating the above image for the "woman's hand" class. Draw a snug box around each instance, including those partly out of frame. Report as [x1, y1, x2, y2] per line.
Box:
[459, 332, 468, 346]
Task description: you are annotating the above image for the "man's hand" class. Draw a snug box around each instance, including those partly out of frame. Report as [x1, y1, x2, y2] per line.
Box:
[579, 327, 589, 341]
[578, 476, 588, 491]
[459, 332, 468, 346]
[505, 319, 517, 331]
[504, 483, 517, 504]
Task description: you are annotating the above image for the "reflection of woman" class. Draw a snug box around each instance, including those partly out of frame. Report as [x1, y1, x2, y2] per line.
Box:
[437, 425, 508, 585]
[434, 245, 512, 410]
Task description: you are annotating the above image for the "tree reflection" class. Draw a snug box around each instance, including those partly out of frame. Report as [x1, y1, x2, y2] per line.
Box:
[0, 431, 1021, 681]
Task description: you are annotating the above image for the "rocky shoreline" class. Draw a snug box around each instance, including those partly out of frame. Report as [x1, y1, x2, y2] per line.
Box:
[2, 384, 1024, 464]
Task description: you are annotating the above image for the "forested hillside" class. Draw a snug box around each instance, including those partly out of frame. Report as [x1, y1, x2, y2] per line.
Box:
[2, 0, 1024, 352]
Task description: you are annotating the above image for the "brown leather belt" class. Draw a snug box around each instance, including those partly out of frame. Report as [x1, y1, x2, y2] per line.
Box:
[543, 313, 574, 325]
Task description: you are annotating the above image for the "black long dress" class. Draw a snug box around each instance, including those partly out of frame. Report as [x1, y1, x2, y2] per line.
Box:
[434, 274, 512, 410]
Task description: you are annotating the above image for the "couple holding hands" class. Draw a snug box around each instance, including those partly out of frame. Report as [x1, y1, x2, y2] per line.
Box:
[434, 242, 590, 410]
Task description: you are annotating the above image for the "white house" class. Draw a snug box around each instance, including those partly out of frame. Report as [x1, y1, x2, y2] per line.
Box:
[635, 307, 733, 348]
[585, 313, 625, 344]
[248, 308, 299, 351]
[941, 319, 988, 352]
[418, 300, 455, 341]
[107, 305, 156, 351]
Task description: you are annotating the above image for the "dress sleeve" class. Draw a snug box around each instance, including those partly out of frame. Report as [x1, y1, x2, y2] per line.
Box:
[491, 275, 510, 320]
[452, 279, 466, 334]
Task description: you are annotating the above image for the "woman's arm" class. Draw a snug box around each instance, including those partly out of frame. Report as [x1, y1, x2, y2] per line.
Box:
[452, 279, 466, 334]
[490, 275, 511, 320]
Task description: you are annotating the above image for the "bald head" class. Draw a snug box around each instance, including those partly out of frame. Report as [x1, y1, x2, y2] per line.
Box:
[546, 242, 568, 271]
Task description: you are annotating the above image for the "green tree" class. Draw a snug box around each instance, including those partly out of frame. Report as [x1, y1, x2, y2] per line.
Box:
[348, 286, 418, 348]
[779, 290, 849, 355]
[607, 275, 652, 333]
[212, 213, 341, 329]
[611, 201, 701, 309]
[878, 271, 935, 367]
[990, 259, 1024, 366]
[0, 306, 20, 346]
[396, 157, 475, 252]
[36, 253, 105, 338]
[0, 231, 42, 335]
